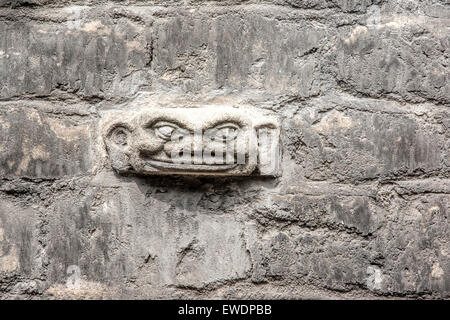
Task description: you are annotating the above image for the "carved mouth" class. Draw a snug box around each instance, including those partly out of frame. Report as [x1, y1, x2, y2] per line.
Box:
[145, 159, 238, 172]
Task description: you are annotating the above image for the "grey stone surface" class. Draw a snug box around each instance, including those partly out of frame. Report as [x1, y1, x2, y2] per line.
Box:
[0, 0, 448, 299]
[0, 104, 93, 178]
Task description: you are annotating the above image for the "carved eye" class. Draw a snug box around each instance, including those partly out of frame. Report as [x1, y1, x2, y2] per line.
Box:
[210, 123, 239, 142]
[153, 122, 181, 140]
[156, 126, 175, 138]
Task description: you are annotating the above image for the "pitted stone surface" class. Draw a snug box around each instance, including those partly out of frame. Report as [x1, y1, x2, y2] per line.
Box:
[0, 1, 448, 299]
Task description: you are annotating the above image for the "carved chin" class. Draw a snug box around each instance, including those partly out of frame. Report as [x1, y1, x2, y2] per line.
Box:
[142, 157, 238, 172]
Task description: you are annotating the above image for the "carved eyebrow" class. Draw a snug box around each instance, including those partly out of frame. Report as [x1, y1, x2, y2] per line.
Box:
[206, 119, 244, 129]
[254, 122, 277, 130]
[143, 118, 188, 130]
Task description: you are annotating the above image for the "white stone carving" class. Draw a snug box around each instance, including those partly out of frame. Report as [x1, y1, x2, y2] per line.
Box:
[102, 104, 280, 176]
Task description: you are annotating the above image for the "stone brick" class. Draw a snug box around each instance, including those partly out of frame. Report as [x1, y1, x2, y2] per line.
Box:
[0, 106, 92, 178]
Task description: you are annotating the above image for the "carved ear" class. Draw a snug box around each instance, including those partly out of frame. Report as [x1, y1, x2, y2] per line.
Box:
[255, 124, 281, 176]
[104, 123, 133, 173]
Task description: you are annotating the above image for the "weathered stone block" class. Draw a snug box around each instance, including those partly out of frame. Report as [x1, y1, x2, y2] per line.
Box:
[152, 11, 325, 96]
[0, 106, 92, 178]
[101, 98, 280, 176]
[248, 229, 371, 291]
[0, 10, 152, 100]
[0, 199, 42, 295]
[369, 181, 450, 296]
[252, 191, 382, 236]
[286, 96, 447, 182]
[46, 180, 251, 294]
[330, 20, 450, 104]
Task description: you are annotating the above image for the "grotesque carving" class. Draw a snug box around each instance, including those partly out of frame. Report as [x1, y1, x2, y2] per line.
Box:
[102, 105, 280, 176]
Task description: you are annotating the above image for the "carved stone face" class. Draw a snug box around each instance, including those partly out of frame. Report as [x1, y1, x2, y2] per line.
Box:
[103, 105, 280, 176]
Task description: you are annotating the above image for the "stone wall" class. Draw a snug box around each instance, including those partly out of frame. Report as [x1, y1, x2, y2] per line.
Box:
[0, 0, 448, 299]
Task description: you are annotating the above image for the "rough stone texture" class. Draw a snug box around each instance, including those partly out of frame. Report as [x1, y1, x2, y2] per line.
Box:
[0, 1, 448, 299]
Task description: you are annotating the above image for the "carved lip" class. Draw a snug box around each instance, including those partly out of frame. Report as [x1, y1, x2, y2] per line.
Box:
[145, 159, 239, 172]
